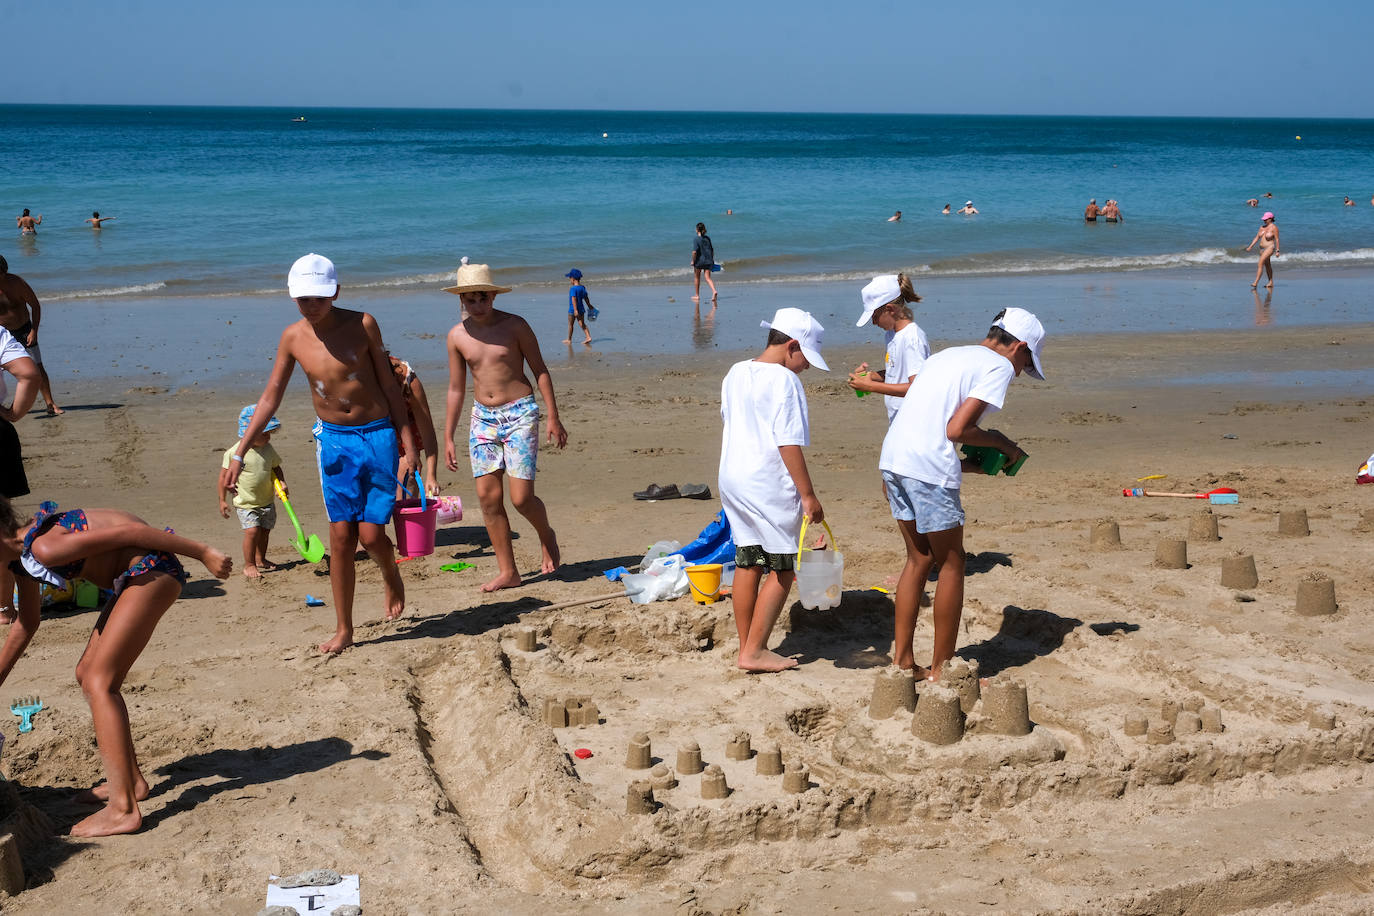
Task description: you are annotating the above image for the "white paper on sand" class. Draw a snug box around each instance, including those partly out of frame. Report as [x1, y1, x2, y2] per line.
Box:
[265, 874, 360, 911]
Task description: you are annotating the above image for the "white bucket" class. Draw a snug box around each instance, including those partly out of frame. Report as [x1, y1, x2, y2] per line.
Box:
[796, 549, 844, 610]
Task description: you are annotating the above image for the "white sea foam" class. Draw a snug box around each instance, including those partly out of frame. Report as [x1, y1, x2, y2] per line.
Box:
[47, 282, 167, 301]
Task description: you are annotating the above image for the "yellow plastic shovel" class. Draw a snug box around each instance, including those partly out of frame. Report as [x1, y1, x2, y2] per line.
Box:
[273, 478, 325, 563]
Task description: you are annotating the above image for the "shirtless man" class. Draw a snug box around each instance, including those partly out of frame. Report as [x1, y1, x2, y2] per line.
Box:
[85, 211, 118, 228]
[888, 210, 902, 222]
[443, 259, 566, 592]
[958, 201, 978, 215]
[1102, 199, 1124, 222]
[1246, 198, 1259, 207]
[1084, 199, 1100, 221]
[0, 256, 62, 415]
[1344, 197, 1356, 207]
[15, 210, 40, 234]
[227, 253, 418, 654]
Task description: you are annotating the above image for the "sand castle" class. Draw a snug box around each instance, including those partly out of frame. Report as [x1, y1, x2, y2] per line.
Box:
[1220, 553, 1259, 589]
[1278, 507, 1310, 537]
[516, 628, 539, 652]
[700, 764, 729, 799]
[911, 685, 965, 745]
[1188, 507, 1220, 541]
[868, 666, 918, 719]
[1090, 519, 1122, 548]
[1154, 537, 1188, 569]
[543, 697, 599, 728]
[725, 731, 752, 761]
[755, 744, 784, 776]
[675, 740, 703, 775]
[625, 781, 655, 815]
[1295, 574, 1337, 616]
[782, 762, 810, 794]
[625, 733, 652, 769]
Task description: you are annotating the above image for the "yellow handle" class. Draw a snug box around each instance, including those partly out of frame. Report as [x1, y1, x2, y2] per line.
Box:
[272, 477, 287, 502]
[796, 517, 837, 569]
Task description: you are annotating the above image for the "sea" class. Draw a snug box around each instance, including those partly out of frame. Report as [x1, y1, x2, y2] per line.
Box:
[3, 106, 1372, 388]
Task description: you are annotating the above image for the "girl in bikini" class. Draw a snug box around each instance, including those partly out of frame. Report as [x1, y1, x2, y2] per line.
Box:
[1246, 212, 1280, 288]
[0, 498, 231, 837]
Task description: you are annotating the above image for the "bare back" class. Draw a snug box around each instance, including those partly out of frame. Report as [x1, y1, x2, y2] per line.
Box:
[447, 310, 543, 407]
[0, 273, 37, 331]
[279, 307, 393, 425]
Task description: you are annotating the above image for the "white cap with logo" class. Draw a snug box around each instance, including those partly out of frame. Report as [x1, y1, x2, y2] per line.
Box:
[760, 307, 829, 371]
[992, 307, 1046, 379]
[288, 253, 339, 299]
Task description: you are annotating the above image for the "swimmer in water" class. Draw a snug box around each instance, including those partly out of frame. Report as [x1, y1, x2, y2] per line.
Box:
[15, 210, 40, 235]
[85, 211, 118, 229]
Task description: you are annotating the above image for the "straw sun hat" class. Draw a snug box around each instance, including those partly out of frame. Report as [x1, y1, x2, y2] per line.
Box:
[442, 257, 512, 294]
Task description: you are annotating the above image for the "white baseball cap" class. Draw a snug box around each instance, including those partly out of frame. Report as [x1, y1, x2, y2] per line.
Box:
[856, 275, 902, 327]
[761, 307, 829, 371]
[992, 307, 1046, 379]
[288, 253, 339, 299]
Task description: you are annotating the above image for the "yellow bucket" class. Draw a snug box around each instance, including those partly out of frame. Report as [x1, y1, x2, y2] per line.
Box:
[685, 563, 723, 604]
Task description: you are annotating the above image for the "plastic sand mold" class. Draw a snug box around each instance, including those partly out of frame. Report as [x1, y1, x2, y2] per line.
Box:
[440, 562, 474, 572]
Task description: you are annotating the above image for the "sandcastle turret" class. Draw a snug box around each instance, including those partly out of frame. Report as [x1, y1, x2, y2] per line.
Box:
[868, 667, 917, 719]
[911, 685, 965, 745]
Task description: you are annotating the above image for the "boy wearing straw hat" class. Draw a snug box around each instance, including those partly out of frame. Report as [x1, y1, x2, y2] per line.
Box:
[229, 253, 418, 654]
[443, 258, 567, 592]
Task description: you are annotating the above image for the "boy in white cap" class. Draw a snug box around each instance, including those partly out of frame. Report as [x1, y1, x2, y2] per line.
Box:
[719, 307, 828, 673]
[878, 307, 1045, 680]
[443, 258, 567, 592]
[218, 405, 288, 578]
[228, 253, 418, 653]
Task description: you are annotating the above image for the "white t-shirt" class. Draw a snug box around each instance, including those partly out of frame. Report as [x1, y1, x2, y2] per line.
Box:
[879, 344, 1014, 489]
[719, 359, 811, 553]
[883, 322, 930, 422]
[0, 328, 30, 405]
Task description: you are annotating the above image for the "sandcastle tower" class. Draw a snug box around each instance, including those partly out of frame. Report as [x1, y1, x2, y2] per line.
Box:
[1124, 713, 1148, 737]
[543, 698, 568, 728]
[868, 667, 918, 719]
[725, 732, 752, 761]
[625, 733, 652, 770]
[1157, 699, 1181, 725]
[1201, 707, 1224, 733]
[1220, 554, 1258, 589]
[982, 677, 1031, 736]
[1090, 519, 1122, 548]
[782, 762, 810, 794]
[911, 685, 965, 745]
[1175, 711, 1202, 735]
[939, 659, 981, 714]
[1309, 708, 1337, 731]
[1278, 507, 1310, 537]
[755, 744, 784, 776]
[675, 740, 704, 775]
[700, 764, 730, 799]
[1147, 719, 1176, 745]
[515, 627, 538, 652]
[626, 781, 655, 815]
[650, 763, 677, 790]
[1295, 574, 1337, 616]
[1189, 507, 1220, 542]
[568, 699, 599, 727]
[1154, 538, 1188, 569]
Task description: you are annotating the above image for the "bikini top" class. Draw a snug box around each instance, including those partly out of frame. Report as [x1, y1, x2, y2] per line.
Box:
[8, 501, 89, 586]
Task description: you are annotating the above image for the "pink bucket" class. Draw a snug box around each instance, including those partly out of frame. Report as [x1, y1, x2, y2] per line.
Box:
[393, 498, 438, 558]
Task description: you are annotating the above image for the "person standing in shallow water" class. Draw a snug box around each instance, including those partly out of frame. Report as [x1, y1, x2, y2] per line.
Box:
[692, 222, 717, 302]
[1246, 212, 1280, 288]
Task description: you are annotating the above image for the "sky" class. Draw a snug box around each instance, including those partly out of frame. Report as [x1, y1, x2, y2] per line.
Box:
[5, 0, 1372, 118]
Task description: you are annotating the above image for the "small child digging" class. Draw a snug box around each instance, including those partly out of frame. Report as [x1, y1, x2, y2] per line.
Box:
[218, 405, 286, 578]
[719, 308, 828, 673]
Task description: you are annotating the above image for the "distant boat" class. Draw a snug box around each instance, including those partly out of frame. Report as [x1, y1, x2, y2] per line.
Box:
[291, 116, 307, 122]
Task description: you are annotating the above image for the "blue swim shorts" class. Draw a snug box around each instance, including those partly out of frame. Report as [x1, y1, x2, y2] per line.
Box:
[313, 416, 399, 525]
[881, 470, 965, 534]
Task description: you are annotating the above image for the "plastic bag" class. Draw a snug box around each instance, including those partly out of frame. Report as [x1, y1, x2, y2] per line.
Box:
[640, 540, 682, 571]
[622, 554, 690, 604]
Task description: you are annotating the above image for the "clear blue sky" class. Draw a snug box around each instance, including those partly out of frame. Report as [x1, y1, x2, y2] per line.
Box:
[6, 0, 1371, 118]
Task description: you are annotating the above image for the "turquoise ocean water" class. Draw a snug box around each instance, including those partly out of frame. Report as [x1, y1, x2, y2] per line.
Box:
[3, 106, 1372, 385]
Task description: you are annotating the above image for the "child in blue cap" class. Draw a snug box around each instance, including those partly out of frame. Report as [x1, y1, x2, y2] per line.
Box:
[218, 405, 288, 578]
[563, 268, 595, 345]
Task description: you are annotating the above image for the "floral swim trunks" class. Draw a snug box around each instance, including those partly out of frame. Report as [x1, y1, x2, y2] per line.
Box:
[470, 395, 540, 480]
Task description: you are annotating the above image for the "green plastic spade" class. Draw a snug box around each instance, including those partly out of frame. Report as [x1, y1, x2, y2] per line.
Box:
[273, 478, 325, 563]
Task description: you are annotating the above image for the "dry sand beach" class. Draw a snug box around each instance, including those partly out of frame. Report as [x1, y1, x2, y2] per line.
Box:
[1, 323, 1373, 914]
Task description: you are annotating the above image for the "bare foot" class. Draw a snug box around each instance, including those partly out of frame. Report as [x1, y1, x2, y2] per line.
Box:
[583, 337, 592, 344]
[540, 532, 561, 576]
[76, 776, 150, 804]
[1251, 283, 1258, 288]
[243, 564, 261, 579]
[46, 404, 64, 416]
[384, 581, 405, 621]
[737, 649, 799, 673]
[561, 338, 571, 344]
[70, 804, 142, 837]
[258, 560, 279, 572]
[1265, 282, 1273, 288]
[481, 570, 523, 592]
[318, 629, 354, 654]
[0, 606, 14, 625]
[691, 294, 700, 300]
